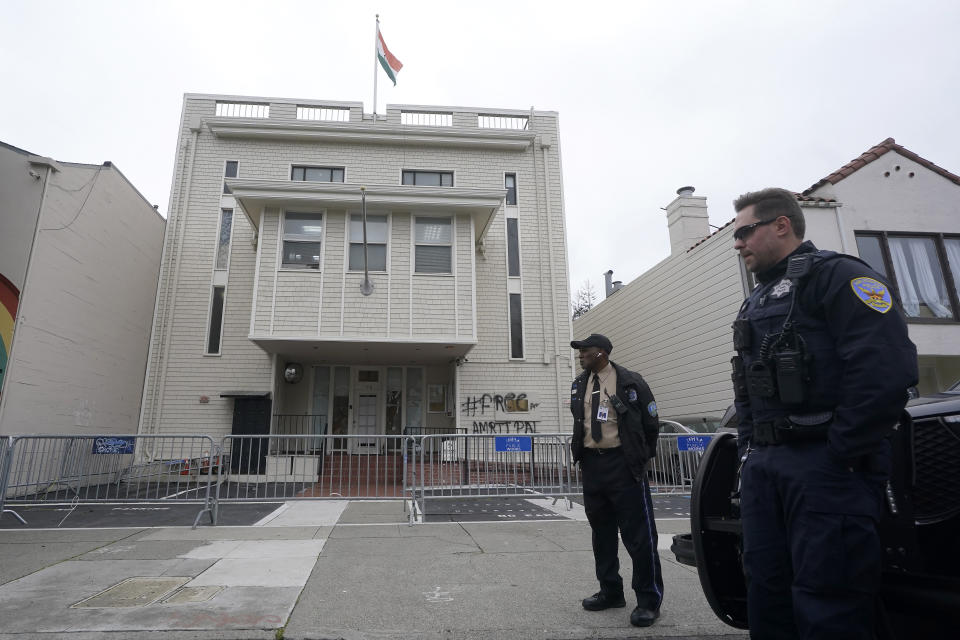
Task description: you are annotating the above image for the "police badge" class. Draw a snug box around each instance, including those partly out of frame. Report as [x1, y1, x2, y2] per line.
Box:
[770, 278, 792, 299]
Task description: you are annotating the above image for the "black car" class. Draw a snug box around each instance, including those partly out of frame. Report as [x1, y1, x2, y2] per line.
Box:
[673, 394, 960, 637]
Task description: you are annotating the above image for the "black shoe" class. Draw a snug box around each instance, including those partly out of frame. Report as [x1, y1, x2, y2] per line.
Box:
[630, 606, 660, 627]
[582, 591, 626, 611]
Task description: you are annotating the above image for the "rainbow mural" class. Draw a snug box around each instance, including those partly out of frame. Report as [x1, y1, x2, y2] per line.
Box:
[0, 274, 19, 396]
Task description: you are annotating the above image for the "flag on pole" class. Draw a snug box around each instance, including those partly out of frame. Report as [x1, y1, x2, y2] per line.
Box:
[376, 27, 403, 85]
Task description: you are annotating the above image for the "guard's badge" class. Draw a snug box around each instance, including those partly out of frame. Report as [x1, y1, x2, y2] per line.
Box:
[770, 278, 792, 298]
[851, 277, 892, 314]
[647, 401, 658, 417]
[628, 389, 638, 402]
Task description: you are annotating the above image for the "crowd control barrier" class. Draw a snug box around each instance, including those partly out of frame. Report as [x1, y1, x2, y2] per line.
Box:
[0, 435, 218, 528]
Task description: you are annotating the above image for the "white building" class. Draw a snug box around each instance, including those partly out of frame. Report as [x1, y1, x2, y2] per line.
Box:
[138, 94, 573, 461]
[574, 139, 960, 426]
[0, 141, 165, 435]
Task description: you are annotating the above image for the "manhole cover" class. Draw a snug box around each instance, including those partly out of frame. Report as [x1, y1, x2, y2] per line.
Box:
[161, 585, 223, 604]
[72, 577, 190, 608]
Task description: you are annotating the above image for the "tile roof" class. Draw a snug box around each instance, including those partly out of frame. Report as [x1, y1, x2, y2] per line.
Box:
[802, 137, 960, 195]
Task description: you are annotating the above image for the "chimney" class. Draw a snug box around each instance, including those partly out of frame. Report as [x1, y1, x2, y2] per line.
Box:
[603, 270, 614, 298]
[612, 281, 623, 295]
[665, 186, 710, 255]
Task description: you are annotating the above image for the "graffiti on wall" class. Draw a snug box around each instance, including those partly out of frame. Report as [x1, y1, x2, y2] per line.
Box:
[472, 420, 540, 434]
[0, 274, 20, 398]
[461, 393, 540, 416]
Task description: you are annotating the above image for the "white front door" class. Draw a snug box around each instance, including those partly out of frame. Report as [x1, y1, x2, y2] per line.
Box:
[351, 368, 381, 454]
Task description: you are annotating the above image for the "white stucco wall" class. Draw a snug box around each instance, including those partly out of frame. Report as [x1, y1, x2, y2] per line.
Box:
[0, 162, 165, 435]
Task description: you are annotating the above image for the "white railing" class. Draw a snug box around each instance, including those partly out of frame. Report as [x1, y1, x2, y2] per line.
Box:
[477, 114, 529, 130]
[296, 106, 351, 122]
[401, 111, 452, 127]
[215, 102, 270, 118]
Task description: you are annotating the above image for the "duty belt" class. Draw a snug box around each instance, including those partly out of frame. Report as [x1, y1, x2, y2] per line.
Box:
[752, 419, 830, 446]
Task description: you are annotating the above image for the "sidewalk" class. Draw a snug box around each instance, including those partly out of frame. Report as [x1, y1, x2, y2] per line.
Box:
[0, 500, 746, 639]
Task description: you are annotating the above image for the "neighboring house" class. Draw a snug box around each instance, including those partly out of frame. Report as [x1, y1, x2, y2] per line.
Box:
[0, 141, 165, 435]
[574, 139, 960, 424]
[138, 94, 573, 456]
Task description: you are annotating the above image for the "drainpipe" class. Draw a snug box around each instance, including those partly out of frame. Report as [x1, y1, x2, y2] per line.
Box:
[150, 121, 201, 436]
[541, 138, 564, 432]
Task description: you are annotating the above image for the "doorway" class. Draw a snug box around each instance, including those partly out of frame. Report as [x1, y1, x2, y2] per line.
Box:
[351, 368, 382, 454]
[230, 396, 271, 473]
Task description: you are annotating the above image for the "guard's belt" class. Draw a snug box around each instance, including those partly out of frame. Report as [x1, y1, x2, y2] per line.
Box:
[752, 414, 831, 446]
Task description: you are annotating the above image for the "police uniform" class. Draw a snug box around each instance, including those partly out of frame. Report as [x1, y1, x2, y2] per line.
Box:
[732, 240, 918, 639]
[570, 354, 664, 618]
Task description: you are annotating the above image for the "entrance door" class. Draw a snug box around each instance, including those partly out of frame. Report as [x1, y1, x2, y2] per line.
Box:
[351, 368, 381, 454]
[230, 397, 271, 473]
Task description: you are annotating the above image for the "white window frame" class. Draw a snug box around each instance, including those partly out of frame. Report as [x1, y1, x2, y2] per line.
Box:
[214, 208, 234, 271]
[279, 210, 325, 271]
[504, 172, 518, 206]
[413, 216, 454, 275]
[204, 284, 227, 356]
[223, 160, 238, 194]
[290, 165, 346, 183]
[347, 213, 390, 273]
[401, 169, 455, 187]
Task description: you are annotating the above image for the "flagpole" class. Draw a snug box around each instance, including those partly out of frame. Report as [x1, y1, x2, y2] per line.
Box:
[372, 14, 379, 123]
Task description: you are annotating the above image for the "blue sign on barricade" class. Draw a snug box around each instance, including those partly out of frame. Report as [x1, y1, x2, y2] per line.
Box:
[495, 436, 532, 452]
[677, 435, 711, 452]
[92, 437, 135, 454]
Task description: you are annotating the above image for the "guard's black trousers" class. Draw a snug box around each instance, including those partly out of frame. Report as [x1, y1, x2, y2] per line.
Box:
[582, 447, 664, 610]
[741, 443, 885, 640]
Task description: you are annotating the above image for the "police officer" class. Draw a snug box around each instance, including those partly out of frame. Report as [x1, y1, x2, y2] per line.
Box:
[569, 334, 664, 627]
[730, 188, 918, 639]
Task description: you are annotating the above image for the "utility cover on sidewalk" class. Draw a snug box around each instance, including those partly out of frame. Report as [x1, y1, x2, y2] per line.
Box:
[71, 577, 190, 608]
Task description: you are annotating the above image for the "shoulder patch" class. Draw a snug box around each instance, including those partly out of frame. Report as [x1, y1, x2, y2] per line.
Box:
[647, 401, 658, 417]
[850, 277, 892, 314]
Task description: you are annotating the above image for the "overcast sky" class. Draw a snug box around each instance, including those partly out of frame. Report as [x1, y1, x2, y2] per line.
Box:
[3, 1, 958, 299]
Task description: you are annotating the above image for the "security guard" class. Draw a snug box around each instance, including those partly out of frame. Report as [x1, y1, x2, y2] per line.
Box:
[730, 188, 918, 639]
[569, 334, 664, 627]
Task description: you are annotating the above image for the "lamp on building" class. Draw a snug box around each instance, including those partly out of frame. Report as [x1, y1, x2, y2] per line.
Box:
[283, 363, 304, 384]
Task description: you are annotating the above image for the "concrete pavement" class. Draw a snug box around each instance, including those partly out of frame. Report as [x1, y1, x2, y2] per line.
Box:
[0, 499, 746, 639]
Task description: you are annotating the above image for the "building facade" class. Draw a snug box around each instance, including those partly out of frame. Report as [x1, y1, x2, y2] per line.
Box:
[0, 141, 165, 435]
[139, 95, 573, 455]
[574, 139, 960, 425]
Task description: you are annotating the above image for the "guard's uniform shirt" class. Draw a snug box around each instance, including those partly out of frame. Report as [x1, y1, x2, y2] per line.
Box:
[583, 362, 621, 449]
[733, 241, 918, 640]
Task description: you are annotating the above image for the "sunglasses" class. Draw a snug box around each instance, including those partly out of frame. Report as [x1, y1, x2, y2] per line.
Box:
[733, 217, 778, 242]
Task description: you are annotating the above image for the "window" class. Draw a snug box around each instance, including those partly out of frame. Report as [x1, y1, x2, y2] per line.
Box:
[509, 293, 524, 358]
[414, 217, 452, 273]
[206, 286, 225, 354]
[349, 214, 387, 271]
[402, 170, 453, 187]
[505, 173, 517, 205]
[291, 166, 345, 182]
[215, 209, 233, 270]
[507, 218, 520, 277]
[282, 212, 323, 269]
[223, 160, 238, 194]
[855, 232, 960, 321]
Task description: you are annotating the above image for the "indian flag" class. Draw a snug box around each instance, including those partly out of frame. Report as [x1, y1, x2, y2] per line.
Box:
[376, 27, 403, 86]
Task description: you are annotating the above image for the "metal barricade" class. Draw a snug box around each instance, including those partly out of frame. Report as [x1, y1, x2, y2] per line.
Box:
[0, 436, 26, 524]
[2, 435, 218, 528]
[647, 433, 710, 493]
[215, 435, 415, 519]
[408, 433, 576, 524]
[561, 433, 709, 496]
